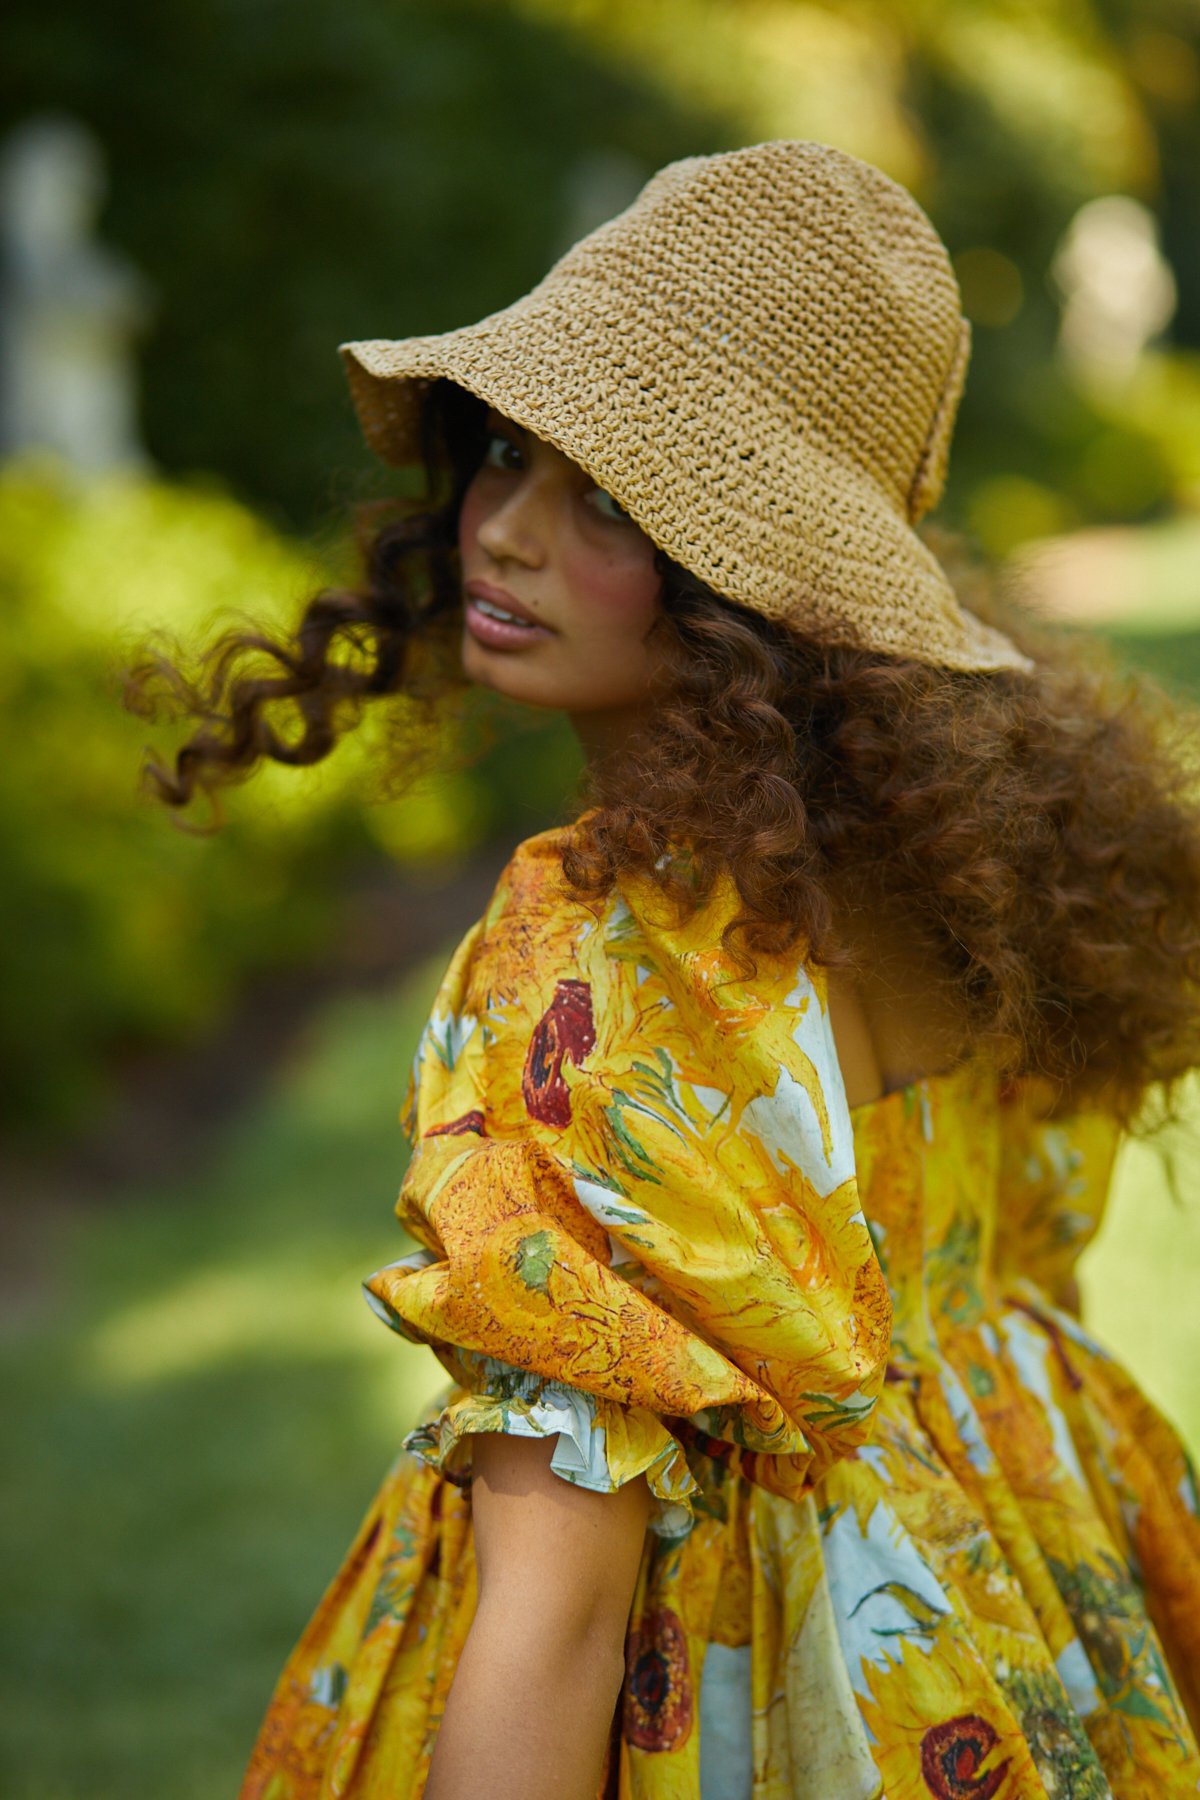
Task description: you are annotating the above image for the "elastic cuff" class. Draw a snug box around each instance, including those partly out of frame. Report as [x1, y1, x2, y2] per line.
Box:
[403, 1372, 699, 1541]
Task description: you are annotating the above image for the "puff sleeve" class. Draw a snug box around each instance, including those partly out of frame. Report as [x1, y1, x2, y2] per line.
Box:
[364, 823, 892, 1528]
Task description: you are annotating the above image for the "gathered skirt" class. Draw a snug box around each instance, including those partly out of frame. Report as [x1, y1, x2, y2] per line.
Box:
[240, 1277, 1200, 1800]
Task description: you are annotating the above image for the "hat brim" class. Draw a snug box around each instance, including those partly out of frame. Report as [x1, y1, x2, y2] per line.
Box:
[340, 285, 1031, 676]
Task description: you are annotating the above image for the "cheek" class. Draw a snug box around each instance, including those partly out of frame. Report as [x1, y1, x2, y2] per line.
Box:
[561, 540, 661, 637]
[457, 479, 486, 556]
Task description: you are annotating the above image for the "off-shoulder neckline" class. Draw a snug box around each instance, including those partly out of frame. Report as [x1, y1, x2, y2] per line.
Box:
[846, 1050, 993, 1120]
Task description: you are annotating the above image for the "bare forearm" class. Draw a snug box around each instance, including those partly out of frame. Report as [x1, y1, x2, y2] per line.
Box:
[424, 1600, 624, 1800]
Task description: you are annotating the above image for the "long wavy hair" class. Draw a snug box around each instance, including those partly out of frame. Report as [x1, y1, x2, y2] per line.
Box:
[125, 378, 1200, 1129]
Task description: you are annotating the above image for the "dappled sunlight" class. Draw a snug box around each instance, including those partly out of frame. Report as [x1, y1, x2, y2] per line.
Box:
[84, 1256, 399, 1390]
[0, 454, 317, 645]
[513, 0, 918, 175]
[81, 1241, 450, 1430]
[969, 472, 1079, 559]
[1080, 1073, 1200, 1456]
[1008, 508, 1200, 633]
[935, 8, 1152, 192]
[362, 769, 494, 867]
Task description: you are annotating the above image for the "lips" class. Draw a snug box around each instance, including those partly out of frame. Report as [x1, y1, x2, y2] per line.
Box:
[464, 579, 550, 630]
[463, 579, 555, 650]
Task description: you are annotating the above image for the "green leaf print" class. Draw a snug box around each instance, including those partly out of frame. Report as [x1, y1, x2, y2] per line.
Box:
[1002, 1666, 1109, 1794]
[623, 1084, 689, 1147]
[629, 1050, 695, 1130]
[514, 1230, 556, 1293]
[848, 1581, 947, 1637]
[603, 1097, 664, 1184]
[967, 1362, 995, 1397]
[1112, 1686, 1174, 1727]
[569, 1158, 627, 1197]
[799, 1390, 877, 1429]
[307, 1661, 349, 1709]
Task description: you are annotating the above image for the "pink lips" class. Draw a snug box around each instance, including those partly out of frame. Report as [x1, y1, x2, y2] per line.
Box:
[464, 580, 554, 649]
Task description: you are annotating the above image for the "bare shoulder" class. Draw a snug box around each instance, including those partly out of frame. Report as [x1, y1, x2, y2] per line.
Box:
[825, 902, 972, 1108]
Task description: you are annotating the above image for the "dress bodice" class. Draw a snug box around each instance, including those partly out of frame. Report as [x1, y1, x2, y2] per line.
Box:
[849, 1054, 1123, 1371]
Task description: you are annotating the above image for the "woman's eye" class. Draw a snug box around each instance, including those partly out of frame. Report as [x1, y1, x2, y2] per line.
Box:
[589, 486, 631, 523]
[482, 431, 523, 471]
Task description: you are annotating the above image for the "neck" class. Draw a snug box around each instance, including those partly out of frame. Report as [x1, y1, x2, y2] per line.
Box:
[567, 704, 647, 768]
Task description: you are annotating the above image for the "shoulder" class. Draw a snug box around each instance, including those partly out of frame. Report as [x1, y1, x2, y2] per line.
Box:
[460, 822, 605, 1013]
[466, 828, 846, 1185]
[489, 821, 580, 907]
[415, 819, 841, 1123]
[474, 820, 831, 1034]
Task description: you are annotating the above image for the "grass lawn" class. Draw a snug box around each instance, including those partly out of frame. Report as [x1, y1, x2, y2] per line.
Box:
[4, 903, 1200, 1795]
[2, 952, 451, 1800]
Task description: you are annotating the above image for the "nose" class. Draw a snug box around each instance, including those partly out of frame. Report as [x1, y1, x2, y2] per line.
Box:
[474, 470, 550, 569]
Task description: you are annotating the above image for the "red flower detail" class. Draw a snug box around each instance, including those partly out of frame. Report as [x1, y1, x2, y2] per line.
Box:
[920, 1715, 1010, 1799]
[623, 1607, 692, 1753]
[522, 978, 596, 1126]
[425, 1110, 487, 1138]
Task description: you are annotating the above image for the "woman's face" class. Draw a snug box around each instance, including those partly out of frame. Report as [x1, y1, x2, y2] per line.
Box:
[456, 406, 667, 757]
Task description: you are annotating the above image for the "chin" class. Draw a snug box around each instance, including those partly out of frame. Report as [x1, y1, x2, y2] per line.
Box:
[459, 647, 554, 709]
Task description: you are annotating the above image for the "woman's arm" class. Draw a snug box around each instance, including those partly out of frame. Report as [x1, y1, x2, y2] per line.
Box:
[424, 1433, 650, 1800]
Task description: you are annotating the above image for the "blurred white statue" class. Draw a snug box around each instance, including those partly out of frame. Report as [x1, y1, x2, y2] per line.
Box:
[0, 113, 154, 471]
[1051, 194, 1177, 386]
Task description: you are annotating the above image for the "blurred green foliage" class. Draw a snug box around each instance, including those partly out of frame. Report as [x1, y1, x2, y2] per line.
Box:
[0, 454, 580, 1140]
[0, 456, 360, 1132]
[4, 0, 1200, 535]
[2, 0, 721, 530]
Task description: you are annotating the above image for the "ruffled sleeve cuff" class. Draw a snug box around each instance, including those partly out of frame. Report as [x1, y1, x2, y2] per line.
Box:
[401, 1356, 700, 1542]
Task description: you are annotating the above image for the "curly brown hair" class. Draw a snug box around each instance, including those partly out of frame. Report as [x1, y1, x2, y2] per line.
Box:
[125, 379, 1200, 1128]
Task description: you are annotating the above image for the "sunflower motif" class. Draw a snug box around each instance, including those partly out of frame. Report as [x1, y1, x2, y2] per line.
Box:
[857, 1632, 1041, 1800]
[919, 1714, 1009, 1798]
[375, 829, 888, 1484]
[623, 1606, 693, 1752]
[522, 977, 596, 1125]
[247, 823, 1200, 1799]
[425, 1109, 487, 1138]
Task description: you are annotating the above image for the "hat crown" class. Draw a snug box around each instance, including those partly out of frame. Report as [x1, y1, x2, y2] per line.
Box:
[533, 140, 968, 523]
[340, 138, 1032, 674]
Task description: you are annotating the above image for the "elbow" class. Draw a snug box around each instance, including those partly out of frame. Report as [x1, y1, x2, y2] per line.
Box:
[471, 1585, 630, 1704]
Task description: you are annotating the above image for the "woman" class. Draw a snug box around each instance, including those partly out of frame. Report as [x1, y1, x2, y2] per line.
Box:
[131, 141, 1200, 1797]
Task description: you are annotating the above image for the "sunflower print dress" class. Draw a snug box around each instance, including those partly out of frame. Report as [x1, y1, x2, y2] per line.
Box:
[240, 821, 1200, 1800]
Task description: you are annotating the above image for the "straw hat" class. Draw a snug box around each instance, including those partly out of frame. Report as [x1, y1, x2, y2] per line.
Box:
[340, 140, 1032, 675]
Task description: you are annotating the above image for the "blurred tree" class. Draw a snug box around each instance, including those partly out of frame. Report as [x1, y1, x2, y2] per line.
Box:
[1, 0, 726, 529]
[0, 457, 350, 1131]
[508, 0, 1200, 542]
[5, 0, 1198, 537]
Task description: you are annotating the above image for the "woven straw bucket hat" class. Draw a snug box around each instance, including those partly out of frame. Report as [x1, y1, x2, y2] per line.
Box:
[341, 139, 1032, 675]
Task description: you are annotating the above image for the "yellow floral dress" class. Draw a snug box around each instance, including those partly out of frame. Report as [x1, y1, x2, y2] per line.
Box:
[240, 822, 1200, 1800]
